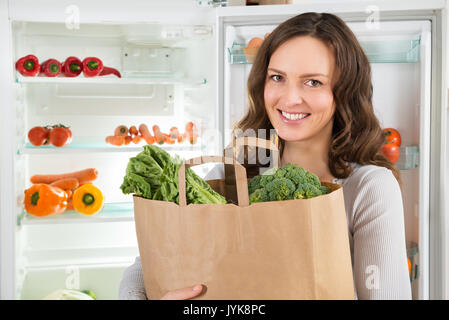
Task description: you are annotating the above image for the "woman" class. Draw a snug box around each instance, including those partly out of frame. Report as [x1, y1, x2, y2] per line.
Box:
[119, 12, 411, 300]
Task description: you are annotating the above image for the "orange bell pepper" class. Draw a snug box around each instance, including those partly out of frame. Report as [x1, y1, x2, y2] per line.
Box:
[24, 184, 68, 217]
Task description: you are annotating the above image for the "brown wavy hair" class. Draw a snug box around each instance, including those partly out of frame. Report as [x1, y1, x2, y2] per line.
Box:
[234, 12, 400, 182]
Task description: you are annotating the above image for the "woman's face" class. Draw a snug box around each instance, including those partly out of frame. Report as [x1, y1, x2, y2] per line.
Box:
[264, 36, 337, 142]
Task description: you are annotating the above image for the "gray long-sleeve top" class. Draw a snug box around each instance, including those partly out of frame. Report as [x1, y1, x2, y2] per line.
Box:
[118, 163, 412, 300]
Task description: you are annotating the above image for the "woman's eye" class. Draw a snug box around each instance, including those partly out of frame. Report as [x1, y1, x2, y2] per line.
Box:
[270, 74, 283, 82]
[305, 79, 322, 87]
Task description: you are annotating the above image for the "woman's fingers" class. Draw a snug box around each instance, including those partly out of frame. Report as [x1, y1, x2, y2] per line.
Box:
[160, 284, 203, 300]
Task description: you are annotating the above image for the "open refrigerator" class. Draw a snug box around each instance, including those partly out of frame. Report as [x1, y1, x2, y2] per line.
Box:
[0, 0, 448, 300]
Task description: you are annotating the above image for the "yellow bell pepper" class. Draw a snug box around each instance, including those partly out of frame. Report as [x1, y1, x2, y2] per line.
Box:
[72, 184, 104, 215]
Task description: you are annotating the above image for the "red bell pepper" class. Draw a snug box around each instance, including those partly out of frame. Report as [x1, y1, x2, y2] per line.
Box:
[40, 59, 62, 77]
[82, 57, 104, 77]
[100, 66, 121, 78]
[15, 55, 40, 76]
[62, 56, 82, 77]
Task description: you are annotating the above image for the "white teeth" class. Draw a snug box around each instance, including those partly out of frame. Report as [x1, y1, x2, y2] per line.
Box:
[281, 111, 309, 120]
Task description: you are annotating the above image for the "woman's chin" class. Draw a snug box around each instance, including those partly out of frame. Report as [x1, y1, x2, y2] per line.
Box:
[276, 129, 305, 142]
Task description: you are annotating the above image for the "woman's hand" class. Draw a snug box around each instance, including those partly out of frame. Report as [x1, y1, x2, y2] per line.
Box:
[160, 284, 203, 300]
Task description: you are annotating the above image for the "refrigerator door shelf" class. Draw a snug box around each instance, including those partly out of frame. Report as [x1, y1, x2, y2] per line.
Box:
[227, 38, 421, 65]
[18, 140, 204, 155]
[18, 202, 134, 226]
[397, 145, 420, 171]
[16, 75, 208, 87]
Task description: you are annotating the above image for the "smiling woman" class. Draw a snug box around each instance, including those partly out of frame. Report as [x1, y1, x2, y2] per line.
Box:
[232, 12, 411, 299]
[118, 12, 412, 301]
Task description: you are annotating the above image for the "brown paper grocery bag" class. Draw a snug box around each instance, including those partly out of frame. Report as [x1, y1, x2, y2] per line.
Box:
[133, 153, 354, 300]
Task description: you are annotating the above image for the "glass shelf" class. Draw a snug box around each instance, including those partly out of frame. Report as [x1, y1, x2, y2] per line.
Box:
[228, 38, 420, 65]
[17, 140, 203, 155]
[397, 145, 419, 171]
[228, 42, 253, 64]
[361, 38, 420, 63]
[19, 202, 134, 226]
[16, 75, 207, 86]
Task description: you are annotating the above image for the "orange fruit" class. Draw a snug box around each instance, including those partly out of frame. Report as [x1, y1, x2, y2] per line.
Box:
[407, 257, 412, 275]
[247, 37, 264, 48]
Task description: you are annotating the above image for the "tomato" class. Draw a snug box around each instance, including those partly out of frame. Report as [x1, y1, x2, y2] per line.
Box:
[28, 126, 49, 146]
[383, 128, 401, 146]
[49, 126, 72, 147]
[381, 142, 400, 163]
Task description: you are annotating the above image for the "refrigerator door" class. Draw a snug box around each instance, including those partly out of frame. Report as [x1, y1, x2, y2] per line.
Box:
[217, 4, 446, 299]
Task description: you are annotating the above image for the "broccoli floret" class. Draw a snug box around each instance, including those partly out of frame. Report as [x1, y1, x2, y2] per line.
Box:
[248, 175, 262, 195]
[304, 172, 321, 188]
[265, 178, 296, 201]
[279, 163, 307, 187]
[294, 183, 323, 199]
[249, 188, 269, 203]
[273, 168, 286, 179]
[293, 184, 306, 199]
[319, 185, 331, 195]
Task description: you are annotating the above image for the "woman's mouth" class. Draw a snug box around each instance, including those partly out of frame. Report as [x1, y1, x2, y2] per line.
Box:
[278, 109, 311, 123]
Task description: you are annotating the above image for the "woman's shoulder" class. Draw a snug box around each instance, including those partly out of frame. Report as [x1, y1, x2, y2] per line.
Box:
[336, 163, 398, 189]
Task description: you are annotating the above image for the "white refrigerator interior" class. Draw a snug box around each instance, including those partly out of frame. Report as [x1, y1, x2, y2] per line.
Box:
[0, 0, 447, 300]
[2, 1, 218, 300]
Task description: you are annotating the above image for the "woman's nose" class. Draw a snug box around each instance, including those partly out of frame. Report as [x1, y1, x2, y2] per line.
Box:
[284, 82, 304, 107]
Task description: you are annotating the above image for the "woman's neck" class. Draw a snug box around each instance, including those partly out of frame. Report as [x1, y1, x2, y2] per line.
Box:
[280, 127, 334, 182]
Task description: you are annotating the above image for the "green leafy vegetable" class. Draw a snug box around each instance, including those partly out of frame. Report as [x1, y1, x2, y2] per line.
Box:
[121, 145, 226, 205]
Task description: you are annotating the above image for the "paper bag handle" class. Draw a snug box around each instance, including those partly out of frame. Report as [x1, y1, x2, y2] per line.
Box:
[178, 156, 249, 207]
[233, 136, 281, 167]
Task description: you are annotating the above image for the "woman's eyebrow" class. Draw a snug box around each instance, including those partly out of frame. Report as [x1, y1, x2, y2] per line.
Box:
[267, 67, 328, 78]
[267, 67, 286, 75]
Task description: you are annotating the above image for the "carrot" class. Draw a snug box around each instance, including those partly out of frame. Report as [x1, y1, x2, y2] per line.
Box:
[139, 124, 155, 145]
[177, 133, 185, 143]
[30, 168, 98, 185]
[124, 135, 133, 145]
[184, 122, 198, 145]
[79, 180, 95, 186]
[132, 135, 143, 144]
[169, 127, 179, 139]
[163, 133, 175, 145]
[185, 121, 194, 131]
[152, 125, 165, 145]
[50, 178, 79, 190]
[129, 126, 139, 137]
[66, 199, 74, 211]
[106, 135, 124, 146]
[114, 125, 128, 137]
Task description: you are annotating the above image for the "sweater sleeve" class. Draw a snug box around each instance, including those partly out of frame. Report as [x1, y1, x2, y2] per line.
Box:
[350, 167, 412, 300]
[118, 257, 147, 300]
